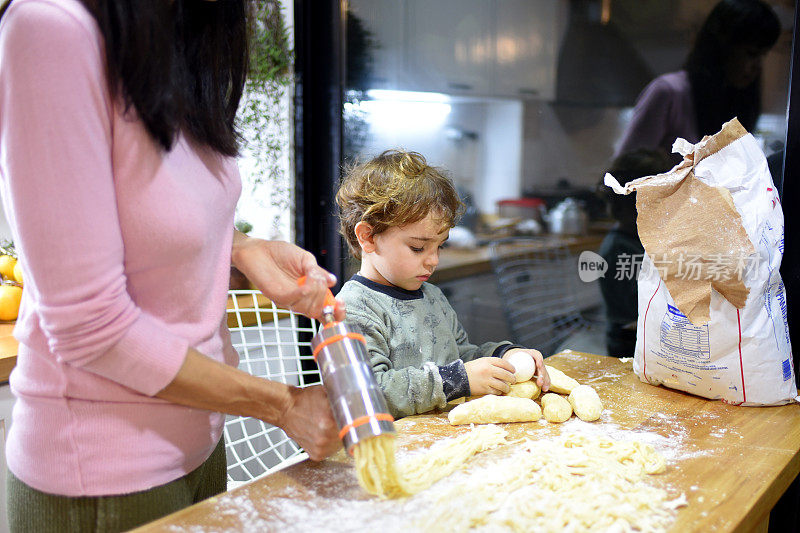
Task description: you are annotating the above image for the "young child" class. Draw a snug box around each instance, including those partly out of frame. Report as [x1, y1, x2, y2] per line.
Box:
[335, 149, 550, 418]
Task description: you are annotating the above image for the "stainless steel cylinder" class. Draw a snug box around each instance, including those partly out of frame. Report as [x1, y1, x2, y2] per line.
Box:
[311, 321, 396, 454]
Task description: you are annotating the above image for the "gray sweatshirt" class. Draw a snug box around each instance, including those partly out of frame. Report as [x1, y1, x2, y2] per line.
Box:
[336, 275, 514, 418]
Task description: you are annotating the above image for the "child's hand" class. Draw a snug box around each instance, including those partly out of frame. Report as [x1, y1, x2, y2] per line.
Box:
[503, 348, 550, 392]
[464, 357, 516, 396]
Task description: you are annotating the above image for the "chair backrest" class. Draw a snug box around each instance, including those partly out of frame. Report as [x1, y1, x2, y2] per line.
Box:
[224, 290, 320, 487]
[489, 238, 589, 355]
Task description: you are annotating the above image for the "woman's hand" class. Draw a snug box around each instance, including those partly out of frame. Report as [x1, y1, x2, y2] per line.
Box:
[464, 357, 516, 395]
[275, 384, 341, 461]
[503, 348, 550, 391]
[157, 349, 341, 461]
[231, 230, 345, 322]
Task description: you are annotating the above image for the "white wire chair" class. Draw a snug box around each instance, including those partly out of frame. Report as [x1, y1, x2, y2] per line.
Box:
[224, 290, 321, 488]
[489, 237, 602, 356]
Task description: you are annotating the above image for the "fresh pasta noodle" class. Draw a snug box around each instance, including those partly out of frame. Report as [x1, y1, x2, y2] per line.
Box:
[353, 434, 407, 498]
[356, 426, 682, 530]
[417, 433, 681, 532]
[353, 425, 508, 499]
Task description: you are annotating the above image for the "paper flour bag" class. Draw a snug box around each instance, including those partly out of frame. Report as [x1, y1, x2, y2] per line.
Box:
[605, 118, 795, 405]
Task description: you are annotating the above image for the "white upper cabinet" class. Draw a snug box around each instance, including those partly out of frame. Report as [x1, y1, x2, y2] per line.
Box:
[347, 0, 405, 90]
[403, 0, 494, 95]
[348, 0, 565, 100]
[492, 0, 564, 100]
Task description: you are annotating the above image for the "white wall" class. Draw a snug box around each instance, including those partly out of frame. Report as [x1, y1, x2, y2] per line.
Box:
[478, 100, 523, 214]
[0, 208, 11, 243]
[235, 0, 295, 242]
[351, 97, 524, 217]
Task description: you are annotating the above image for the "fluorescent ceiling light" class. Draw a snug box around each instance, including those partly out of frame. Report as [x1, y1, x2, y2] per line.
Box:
[366, 89, 450, 104]
[359, 100, 451, 131]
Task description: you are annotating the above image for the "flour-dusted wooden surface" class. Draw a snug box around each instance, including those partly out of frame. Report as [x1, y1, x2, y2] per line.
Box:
[134, 352, 800, 533]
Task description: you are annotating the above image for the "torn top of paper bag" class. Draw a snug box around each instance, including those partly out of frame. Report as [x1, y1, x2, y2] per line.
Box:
[605, 118, 756, 326]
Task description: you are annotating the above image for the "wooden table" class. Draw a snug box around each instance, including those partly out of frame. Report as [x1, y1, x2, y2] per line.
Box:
[135, 351, 800, 532]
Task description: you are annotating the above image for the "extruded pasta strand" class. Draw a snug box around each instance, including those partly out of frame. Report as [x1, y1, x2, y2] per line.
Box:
[353, 425, 508, 499]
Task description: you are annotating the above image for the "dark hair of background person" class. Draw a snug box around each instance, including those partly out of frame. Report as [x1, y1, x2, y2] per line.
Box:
[685, 0, 780, 136]
[598, 149, 673, 228]
[0, 0, 249, 157]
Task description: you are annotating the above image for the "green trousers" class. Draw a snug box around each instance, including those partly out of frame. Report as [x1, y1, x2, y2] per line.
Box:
[7, 438, 226, 533]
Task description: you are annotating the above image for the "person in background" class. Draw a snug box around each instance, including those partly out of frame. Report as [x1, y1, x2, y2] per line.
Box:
[615, 0, 780, 160]
[335, 150, 550, 418]
[597, 150, 673, 358]
[0, 1, 344, 531]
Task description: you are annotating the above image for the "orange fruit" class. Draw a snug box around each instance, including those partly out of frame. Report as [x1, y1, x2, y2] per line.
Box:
[12, 262, 22, 285]
[0, 284, 22, 321]
[0, 255, 15, 280]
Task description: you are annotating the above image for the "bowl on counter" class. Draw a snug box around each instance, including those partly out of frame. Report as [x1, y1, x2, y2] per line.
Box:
[497, 198, 546, 224]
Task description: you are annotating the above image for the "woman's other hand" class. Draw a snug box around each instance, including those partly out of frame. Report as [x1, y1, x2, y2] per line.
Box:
[275, 384, 340, 461]
[231, 230, 345, 322]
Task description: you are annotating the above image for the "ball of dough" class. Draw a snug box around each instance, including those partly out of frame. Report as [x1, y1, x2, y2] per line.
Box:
[448, 395, 542, 425]
[507, 351, 536, 382]
[540, 393, 572, 423]
[506, 380, 541, 400]
[568, 385, 603, 422]
[545, 365, 580, 394]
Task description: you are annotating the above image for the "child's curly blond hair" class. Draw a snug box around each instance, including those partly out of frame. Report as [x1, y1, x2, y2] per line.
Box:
[336, 149, 465, 259]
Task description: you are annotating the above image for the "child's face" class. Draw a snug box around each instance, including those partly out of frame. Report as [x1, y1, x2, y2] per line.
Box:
[361, 213, 450, 291]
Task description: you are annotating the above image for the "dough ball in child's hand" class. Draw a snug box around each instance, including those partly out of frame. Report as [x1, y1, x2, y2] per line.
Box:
[507, 351, 536, 382]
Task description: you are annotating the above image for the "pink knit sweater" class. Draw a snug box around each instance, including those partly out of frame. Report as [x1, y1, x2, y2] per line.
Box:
[0, 0, 241, 495]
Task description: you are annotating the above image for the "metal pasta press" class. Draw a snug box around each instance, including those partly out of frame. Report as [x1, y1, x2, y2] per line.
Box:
[298, 277, 396, 454]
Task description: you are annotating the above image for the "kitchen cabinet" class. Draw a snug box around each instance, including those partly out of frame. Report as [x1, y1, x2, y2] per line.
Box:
[404, 0, 494, 95]
[0, 326, 18, 533]
[492, 1, 564, 100]
[433, 235, 605, 347]
[347, 0, 405, 90]
[437, 273, 512, 345]
[0, 385, 14, 533]
[349, 0, 565, 99]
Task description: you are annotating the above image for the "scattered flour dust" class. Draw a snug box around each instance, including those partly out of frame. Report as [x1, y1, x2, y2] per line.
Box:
[550, 413, 711, 463]
[167, 420, 689, 533]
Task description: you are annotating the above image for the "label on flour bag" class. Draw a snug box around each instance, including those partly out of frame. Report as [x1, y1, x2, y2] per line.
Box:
[660, 305, 710, 361]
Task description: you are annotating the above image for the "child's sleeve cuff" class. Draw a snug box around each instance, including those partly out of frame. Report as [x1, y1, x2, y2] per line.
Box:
[492, 343, 522, 358]
[438, 359, 470, 401]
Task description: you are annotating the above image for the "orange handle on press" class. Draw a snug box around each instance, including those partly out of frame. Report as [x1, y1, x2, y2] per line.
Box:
[296, 275, 338, 310]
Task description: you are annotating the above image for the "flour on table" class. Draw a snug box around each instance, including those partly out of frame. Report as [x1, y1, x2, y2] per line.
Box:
[416, 433, 684, 532]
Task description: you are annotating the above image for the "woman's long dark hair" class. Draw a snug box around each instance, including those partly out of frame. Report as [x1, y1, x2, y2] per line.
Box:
[1, 0, 248, 157]
[685, 0, 780, 136]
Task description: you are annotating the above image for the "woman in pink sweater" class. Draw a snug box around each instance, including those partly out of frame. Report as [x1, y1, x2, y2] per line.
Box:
[0, 0, 343, 530]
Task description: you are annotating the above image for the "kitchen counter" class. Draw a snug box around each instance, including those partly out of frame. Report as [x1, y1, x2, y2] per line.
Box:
[432, 233, 605, 283]
[133, 351, 800, 532]
[0, 323, 17, 383]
